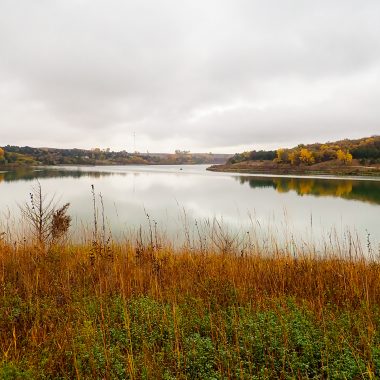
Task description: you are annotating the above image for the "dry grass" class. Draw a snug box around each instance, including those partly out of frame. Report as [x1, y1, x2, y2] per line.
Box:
[1, 230, 379, 306]
[1, 234, 380, 378]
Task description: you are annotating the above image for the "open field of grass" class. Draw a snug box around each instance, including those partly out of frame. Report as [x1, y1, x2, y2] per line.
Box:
[1, 235, 380, 379]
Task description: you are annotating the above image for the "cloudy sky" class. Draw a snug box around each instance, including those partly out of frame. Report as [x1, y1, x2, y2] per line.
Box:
[0, 0, 379, 153]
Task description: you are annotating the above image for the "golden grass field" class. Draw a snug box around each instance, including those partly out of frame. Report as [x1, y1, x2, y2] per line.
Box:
[1, 233, 380, 378]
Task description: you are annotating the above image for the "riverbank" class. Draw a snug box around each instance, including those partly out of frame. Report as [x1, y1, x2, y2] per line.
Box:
[1, 236, 379, 378]
[207, 159, 380, 177]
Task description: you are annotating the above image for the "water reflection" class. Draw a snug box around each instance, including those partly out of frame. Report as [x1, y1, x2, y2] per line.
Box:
[237, 176, 380, 205]
[1, 168, 380, 206]
[0, 167, 119, 182]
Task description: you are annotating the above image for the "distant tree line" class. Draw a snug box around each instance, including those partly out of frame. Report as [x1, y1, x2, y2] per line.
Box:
[0, 145, 231, 166]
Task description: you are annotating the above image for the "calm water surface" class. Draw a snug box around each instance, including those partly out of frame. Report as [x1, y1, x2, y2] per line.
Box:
[1, 165, 379, 248]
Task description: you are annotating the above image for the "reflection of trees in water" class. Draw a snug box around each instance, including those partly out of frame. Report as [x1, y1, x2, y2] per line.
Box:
[273, 178, 353, 197]
[0, 168, 120, 183]
[237, 176, 380, 205]
[237, 177, 274, 188]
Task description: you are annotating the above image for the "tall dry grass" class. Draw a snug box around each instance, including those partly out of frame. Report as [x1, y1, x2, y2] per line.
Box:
[1, 235, 380, 378]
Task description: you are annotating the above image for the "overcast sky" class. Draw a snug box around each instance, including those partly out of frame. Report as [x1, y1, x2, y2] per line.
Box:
[0, 0, 379, 153]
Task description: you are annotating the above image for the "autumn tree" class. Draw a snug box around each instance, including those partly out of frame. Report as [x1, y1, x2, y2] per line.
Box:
[276, 149, 289, 163]
[321, 148, 337, 161]
[346, 152, 353, 164]
[299, 148, 315, 165]
[288, 150, 300, 165]
[337, 150, 352, 164]
[0, 148, 5, 164]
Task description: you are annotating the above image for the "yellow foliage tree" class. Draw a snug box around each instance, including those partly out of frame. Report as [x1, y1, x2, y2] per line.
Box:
[337, 150, 352, 164]
[299, 148, 315, 165]
[345, 152, 353, 164]
[0, 148, 4, 158]
[276, 148, 286, 163]
[276, 148, 291, 164]
[288, 151, 300, 165]
[336, 149, 345, 161]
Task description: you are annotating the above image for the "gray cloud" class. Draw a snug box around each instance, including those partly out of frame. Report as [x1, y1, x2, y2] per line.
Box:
[0, 0, 379, 152]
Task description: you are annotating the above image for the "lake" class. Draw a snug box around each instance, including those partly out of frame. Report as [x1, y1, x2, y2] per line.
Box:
[1, 165, 379, 252]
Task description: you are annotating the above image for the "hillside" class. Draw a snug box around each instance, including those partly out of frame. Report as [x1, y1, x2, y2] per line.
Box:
[0, 146, 231, 167]
[208, 136, 380, 176]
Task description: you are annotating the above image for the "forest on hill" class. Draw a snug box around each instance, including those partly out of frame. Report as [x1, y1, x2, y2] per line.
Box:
[228, 136, 380, 166]
[0, 146, 230, 167]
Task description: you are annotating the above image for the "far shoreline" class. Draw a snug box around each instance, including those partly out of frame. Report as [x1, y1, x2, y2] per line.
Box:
[207, 160, 380, 178]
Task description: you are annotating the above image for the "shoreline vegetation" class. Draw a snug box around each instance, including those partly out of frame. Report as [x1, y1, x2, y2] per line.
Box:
[1, 185, 380, 378]
[208, 135, 380, 177]
[207, 159, 380, 177]
[0, 146, 231, 167]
